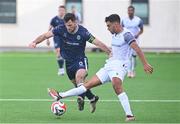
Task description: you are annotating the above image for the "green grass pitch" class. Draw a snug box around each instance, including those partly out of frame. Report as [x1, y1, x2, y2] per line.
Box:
[0, 52, 180, 123]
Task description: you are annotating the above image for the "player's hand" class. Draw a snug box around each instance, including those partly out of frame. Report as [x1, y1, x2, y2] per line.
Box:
[144, 63, 153, 74]
[46, 39, 50, 46]
[29, 42, 36, 48]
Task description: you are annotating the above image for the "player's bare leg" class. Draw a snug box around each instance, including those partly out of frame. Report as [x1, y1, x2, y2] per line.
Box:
[75, 69, 87, 111]
[70, 79, 85, 111]
[76, 69, 99, 113]
[84, 75, 101, 113]
[83, 75, 102, 89]
[48, 75, 102, 112]
[111, 77, 135, 121]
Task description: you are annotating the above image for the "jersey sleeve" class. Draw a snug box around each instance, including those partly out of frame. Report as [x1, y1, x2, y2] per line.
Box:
[50, 18, 55, 27]
[123, 32, 136, 45]
[84, 29, 95, 43]
[138, 19, 143, 29]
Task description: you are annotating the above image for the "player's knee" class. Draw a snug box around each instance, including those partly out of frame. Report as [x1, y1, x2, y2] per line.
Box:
[112, 77, 123, 95]
[113, 85, 123, 95]
[84, 82, 91, 90]
[84, 81, 95, 90]
[75, 70, 87, 82]
[84, 76, 101, 90]
[76, 75, 84, 82]
[112, 77, 122, 84]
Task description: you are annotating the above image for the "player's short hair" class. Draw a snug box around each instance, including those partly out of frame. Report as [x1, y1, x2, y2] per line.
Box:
[59, 5, 65, 9]
[105, 14, 120, 23]
[128, 5, 135, 11]
[64, 13, 76, 23]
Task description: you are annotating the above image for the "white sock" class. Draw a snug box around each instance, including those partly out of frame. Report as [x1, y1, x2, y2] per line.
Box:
[59, 85, 87, 98]
[118, 92, 133, 116]
[131, 56, 136, 71]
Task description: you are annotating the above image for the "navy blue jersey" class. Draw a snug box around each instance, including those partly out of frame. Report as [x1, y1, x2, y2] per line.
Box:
[50, 16, 64, 28]
[50, 16, 64, 49]
[52, 25, 95, 62]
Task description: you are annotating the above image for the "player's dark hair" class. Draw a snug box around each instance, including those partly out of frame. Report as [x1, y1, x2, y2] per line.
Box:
[59, 5, 65, 9]
[105, 14, 120, 23]
[64, 13, 76, 22]
[128, 5, 135, 11]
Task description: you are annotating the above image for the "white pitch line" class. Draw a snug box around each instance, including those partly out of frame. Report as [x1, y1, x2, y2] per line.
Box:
[2, 123, 180, 124]
[1, 123, 180, 124]
[0, 99, 180, 102]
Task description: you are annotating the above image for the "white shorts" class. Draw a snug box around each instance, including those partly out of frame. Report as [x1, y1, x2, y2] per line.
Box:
[96, 59, 128, 84]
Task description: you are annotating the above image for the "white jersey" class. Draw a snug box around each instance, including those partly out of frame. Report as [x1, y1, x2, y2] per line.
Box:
[110, 28, 135, 61]
[121, 16, 143, 37]
[96, 28, 136, 82]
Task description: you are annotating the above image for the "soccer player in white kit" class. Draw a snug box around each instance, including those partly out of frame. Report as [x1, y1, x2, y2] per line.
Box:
[122, 5, 144, 78]
[48, 14, 153, 121]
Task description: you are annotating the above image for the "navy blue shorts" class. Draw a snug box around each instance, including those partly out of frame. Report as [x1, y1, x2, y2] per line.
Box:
[66, 57, 88, 80]
[53, 35, 61, 49]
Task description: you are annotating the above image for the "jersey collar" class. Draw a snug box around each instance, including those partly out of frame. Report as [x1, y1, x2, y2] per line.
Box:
[129, 16, 134, 20]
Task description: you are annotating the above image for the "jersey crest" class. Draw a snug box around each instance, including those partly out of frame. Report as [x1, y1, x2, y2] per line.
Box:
[77, 35, 81, 40]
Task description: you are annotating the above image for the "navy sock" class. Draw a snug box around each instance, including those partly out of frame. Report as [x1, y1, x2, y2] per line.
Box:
[78, 93, 86, 99]
[85, 89, 95, 100]
[57, 57, 64, 68]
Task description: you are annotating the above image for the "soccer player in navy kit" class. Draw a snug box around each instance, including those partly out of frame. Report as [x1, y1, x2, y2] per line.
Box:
[29, 13, 111, 113]
[46, 5, 66, 76]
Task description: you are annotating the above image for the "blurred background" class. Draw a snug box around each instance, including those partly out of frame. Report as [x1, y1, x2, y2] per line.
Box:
[0, 0, 179, 52]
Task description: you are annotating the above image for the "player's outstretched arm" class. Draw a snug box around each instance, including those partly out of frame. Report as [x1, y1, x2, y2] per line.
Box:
[29, 31, 54, 48]
[92, 38, 111, 56]
[46, 25, 53, 46]
[130, 41, 153, 74]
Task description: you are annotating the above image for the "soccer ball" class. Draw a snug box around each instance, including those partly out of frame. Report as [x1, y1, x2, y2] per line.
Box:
[51, 101, 66, 116]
